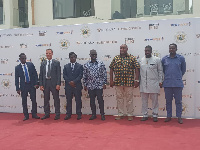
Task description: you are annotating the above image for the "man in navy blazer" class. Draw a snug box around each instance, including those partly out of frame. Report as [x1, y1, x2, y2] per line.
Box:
[15, 53, 40, 121]
[63, 52, 83, 120]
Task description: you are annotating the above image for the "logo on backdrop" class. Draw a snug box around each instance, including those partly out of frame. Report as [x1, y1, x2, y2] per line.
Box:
[60, 39, 70, 50]
[174, 31, 187, 43]
[149, 23, 159, 30]
[152, 50, 161, 58]
[1, 58, 9, 64]
[125, 38, 135, 44]
[35, 43, 51, 47]
[81, 26, 91, 38]
[0, 73, 13, 76]
[171, 22, 191, 27]
[39, 54, 47, 62]
[196, 34, 200, 38]
[39, 31, 47, 36]
[56, 30, 73, 35]
[20, 43, 27, 48]
[144, 37, 164, 41]
[1, 79, 11, 89]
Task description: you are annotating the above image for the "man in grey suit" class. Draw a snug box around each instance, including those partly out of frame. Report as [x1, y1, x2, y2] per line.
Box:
[39, 49, 61, 120]
[63, 52, 83, 120]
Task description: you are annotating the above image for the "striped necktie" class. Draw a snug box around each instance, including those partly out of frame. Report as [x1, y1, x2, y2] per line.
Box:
[23, 64, 30, 83]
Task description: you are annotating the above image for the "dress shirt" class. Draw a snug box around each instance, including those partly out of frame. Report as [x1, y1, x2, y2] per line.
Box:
[83, 59, 107, 90]
[46, 59, 52, 78]
[162, 54, 186, 87]
[21, 63, 30, 82]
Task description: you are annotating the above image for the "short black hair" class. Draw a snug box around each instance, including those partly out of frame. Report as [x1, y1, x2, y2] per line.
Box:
[46, 49, 53, 53]
[69, 52, 77, 58]
[19, 53, 26, 58]
[145, 45, 152, 51]
[169, 43, 177, 49]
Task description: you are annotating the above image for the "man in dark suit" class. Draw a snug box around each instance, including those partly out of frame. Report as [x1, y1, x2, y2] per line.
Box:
[39, 49, 61, 120]
[63, 52, 83, 120]
[15, 53, 40, 121]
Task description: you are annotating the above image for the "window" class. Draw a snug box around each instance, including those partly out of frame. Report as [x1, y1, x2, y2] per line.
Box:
[144, 0, 193, 16]
[18, 0, 28, 27]
[112, 0, 137, 19]
[53, 0, 95, 19]
[0, 0, 3, 25]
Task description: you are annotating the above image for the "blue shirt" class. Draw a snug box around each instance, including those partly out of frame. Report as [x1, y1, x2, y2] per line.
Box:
[83, 60, 107, 90]
[162, 54, 186, 87]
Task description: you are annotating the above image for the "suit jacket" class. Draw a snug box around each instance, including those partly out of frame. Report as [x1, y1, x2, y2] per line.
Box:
[39, 59, 61, 88]
[63, 62, 83, 90]
[15, 62, 38, 91]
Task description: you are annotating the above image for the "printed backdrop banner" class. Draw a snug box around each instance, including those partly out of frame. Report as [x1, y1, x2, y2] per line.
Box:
[0, 18, 199, 118]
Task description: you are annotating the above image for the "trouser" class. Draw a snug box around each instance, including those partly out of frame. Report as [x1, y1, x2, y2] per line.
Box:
[43, 79, 60, 116]
[65, 87, 82, 116]
[21, 83, 37, 117]
[88, 89, 104, 115]
[115, 86, 134, 116]
[141, 92, 159, 117]
[164, 87, 183, 118]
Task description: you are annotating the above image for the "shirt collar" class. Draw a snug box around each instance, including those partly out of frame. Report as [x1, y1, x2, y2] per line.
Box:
[167, 54, 178, 58]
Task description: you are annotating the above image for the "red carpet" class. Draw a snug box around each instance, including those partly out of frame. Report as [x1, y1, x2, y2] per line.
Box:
[0, 113, 200, 150]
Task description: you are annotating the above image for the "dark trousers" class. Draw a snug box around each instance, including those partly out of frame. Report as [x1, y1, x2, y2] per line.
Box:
[65, 87, 82, 116]
[21, 83, 37, 117]
[44, 79, 60, 116]
[164, 87, 183, 118]
[88, 89, 104, 115]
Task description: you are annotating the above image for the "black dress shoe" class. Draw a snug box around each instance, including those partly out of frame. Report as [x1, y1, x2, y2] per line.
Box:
[101, 115, 105, 121]
[89, 115, 97, 120]
[164, 117, 171, 122]
[54, 115, 60, 120]
[77, 115, 82, 120]
[64, 115, 71, 120]
[32, 115, 40, 119]
[140, 117, 148, 121]
[153, 117, 158, 122]
[23, 117, 29, 121]
[178, 118, 183, 124]
[41, 115, 50, 120]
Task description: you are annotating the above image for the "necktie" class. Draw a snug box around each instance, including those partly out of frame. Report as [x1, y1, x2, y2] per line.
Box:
[47, 60, 51, 78]
[23, 64, 30, 83]
[71, 63, 74, 71]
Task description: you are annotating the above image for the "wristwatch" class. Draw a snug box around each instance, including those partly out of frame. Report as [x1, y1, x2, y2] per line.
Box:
[135, 80, 139, 82]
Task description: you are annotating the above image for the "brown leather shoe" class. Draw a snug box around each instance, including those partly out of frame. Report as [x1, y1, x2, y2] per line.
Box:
[140, 117, 148, 121]
[115, 116, 123, 120]
[178, 118, 183, 124]
[164, 117, 171, 122]
[128, 116, 133, 121]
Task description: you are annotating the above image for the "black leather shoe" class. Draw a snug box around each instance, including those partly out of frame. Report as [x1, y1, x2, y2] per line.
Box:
[101, 115, 105, 121]
[41, 115, 50, 120]
[153, 117, 158, 122]
[89, 115, 97, 120]
[164, 117, 171, 122]
[64, 115, 71, 120]
[178, 118, 183, 124]
[140, 117, 148, 121]
[23, 116, 29, 121]
[54, 115, 60, 120]
[77, 115, 82, 120]
[32, 115, 40, 119]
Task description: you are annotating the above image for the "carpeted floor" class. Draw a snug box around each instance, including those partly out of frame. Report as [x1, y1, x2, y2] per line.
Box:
[0, 113, 200, 150]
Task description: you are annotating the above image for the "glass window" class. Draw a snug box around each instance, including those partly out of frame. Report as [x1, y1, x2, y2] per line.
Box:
[0, 0, 3, 25]
[144, 0, 193, 16]
[53, 0, 95, 19]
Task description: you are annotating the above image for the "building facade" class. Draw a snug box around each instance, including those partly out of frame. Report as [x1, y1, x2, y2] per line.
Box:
[0, 0, 199, 29]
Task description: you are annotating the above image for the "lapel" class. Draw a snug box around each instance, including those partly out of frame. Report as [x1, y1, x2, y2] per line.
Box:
[73, 63, 78, 72]
[43, 60, 47, 74]
[51, 59, 55, 70]
[18, 64, 24, 75]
